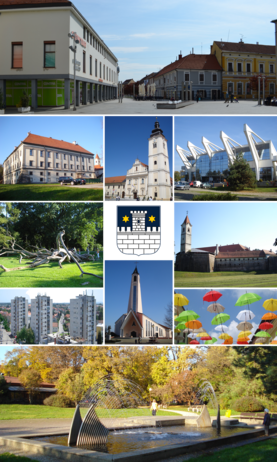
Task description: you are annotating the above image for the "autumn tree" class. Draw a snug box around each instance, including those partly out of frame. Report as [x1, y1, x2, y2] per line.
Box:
[249, 74, 268, 92]
[57, 368, 86, 405]
[19, 369, 42, 404]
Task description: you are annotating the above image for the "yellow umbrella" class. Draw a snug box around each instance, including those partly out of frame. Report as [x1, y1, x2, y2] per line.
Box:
[263, 299, 277, 312]
[197, 332, 208, 337]
[219, 333, 230, 340]
[238, 331, 252, 338]
[174, 293, 189, 307]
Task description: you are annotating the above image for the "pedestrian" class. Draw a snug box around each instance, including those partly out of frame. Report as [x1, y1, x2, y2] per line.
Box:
[224, 92, 229, 103]
[149, 196, 153, 201]
[150, 399, 158, 416]
[230, 92, 234, 103]
[263, 409, 270, 436]
[196, 91, 199, 103]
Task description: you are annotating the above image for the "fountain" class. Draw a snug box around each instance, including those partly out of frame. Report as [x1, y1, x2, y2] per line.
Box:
[197, 380, 221, 432]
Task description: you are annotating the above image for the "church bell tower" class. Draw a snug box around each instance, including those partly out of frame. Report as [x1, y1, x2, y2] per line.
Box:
[127, 267, 143, 314]
[147, 119, 171, 200]
[181, 214, 192, 253]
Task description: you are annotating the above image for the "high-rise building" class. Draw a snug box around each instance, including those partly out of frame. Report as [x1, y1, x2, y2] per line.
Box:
[30, 295, 53, 344]
[70, 292, 96, 344]
[11, 297, 28, 337]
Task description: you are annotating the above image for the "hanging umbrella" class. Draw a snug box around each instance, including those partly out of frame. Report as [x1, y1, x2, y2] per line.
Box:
[188, 333, 198, 339]
[258, 322, 273, 330]
[204, 337, 217, 344]
[262, 299, 277, 312]
[196, 332, 208, 337]
[219, 333, 230, 340]
[175, 310, 200, 322]
[174, 293, 189, 306]
[215, 325, 229, 332]
[255, 331, 271, 338]
[185, 320, 202, 329]
[235, 293, 262, 306]
[237, 336, 250, 342]
[200, 336, 212, 341]
[270, 340, 277, 344]
[203, 290, 222, 302]
[261, 313, 277, 321]
[207, 303, 225, 314]
[211, 313, 230, 325]
[237, 321, 253, 331]
[238, 330, 252, 338]
[237, 341, 248, 345]
[237, 310, 255, 321]
[223, 337, 233, 345]
[190, 340, 200, 345]
[176, 323, 187, 330]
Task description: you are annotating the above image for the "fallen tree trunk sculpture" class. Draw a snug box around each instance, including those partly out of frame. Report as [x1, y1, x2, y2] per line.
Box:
[0, 231, 103, 280]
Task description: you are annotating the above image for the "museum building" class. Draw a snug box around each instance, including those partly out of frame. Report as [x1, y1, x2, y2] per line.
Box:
[0, 0, 119, 109]
[3, 132, 96, 184]
[176, 124, 277, 182]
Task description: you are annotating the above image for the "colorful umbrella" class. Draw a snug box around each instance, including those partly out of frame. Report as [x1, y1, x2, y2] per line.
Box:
[235, 293, 262, 306]
[255, 331, 271, 338]
[203, 290, 222, 302]
[270, 340, 277, 344]
[188, 333, 198, 339]
[174, 293, 189, 306]
[258, 322, 273, 330]
[175, 310, 200, 322]
[190, 340, 200, 345]
[237, 337, 250, 342]
[261, 313, 277, 321]
[200, 336, 212, 341]
[196, 332, 208, 337]
[219, 333, 230, 340]
[262, 299, 277, 312]
[237, 310, 255, 321]
[185, 320, 202, 329]
[215, 325, 229, 332]
[237, 321, 253, 331]
[238, 330, 252, 338]
[176, 323, 187, 330]
[204, 337, 217, 344]
[211, 313, 230, 325]
[237, 341, 249, 345]
[223, 337, 233, 345]
[254, 337, 268, 344]
[207, 303, 225, 314]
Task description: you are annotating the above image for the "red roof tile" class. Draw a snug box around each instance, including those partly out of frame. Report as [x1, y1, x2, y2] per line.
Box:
[155, 54, 222, 78]
[94, 165, 103, 170]
[216, 250, 269, 259]
[4, 376, 55, 387]
[183, 216, 191, 225]
[198, 244, 248, 253]
[214, 41, 275, 55]
[22, 134, 93, 155]
[105, 176, 126, 184]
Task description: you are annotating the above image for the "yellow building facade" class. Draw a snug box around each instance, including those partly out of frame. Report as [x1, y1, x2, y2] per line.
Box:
[211, 40, 276, 99]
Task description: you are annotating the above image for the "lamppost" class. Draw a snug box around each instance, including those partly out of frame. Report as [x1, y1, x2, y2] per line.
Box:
[68, 33, 80, 111]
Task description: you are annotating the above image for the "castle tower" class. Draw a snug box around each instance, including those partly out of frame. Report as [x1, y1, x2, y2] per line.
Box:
[130, 210, 147, 231]
[95, 154, 101, 166]
[147, 120, 171, 200]
[127, 267, 143, 314]
[181, 215, 192, 252]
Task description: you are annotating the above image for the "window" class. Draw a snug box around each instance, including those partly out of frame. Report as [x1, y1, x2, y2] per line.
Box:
[212, 74, 217, 84]
[56, 163, 59, 168]
[40, 151, 43, 157]
[237, 62, 242, 72]
[153, 142, 157, 148]
[12, 43, 23, 68]
[29, 161, 33, 166]
[103, 65, 105, 80]
[90, 33, 92, 45]
[64, 164, 67, 169]
[228, 62, 233, 72]
[154, 179, 157, 182]
[154, 161, 157, 165]
[270, 83, 275, 94]
[83, 51, 86, 73]
[270, 64, 274, 73]
[76, 156, 79, 161]
[64, 154, 66, 160]
[199, 73, 204, 83]
[71, 164, 73, 169]
[70, 155, 73, 160]
[77, 165, 79, 170]
[47, 151, 51, 158]
[44, 42, 55, 68]
[155, 192, 158, 197]
[87, 30, 89, 42]
[56, 173, 59, 176]
[29, 172, 33, 175]
[246, 63, 251, 73]
[83, 26, 86, 39]
[246, 82, 251, 95]
[48, 162, 51, 167]
[56, 153, 59, 159]
[185, 72, 189, 82]
[237, 82, 243, 95]
[30, 149, 33, 156]
[40, 172, 43, 176]
[40, 162, 43, 167]
[90, 55, 92, 75]
[142, 179, 144, 184]
[100, 62, 102, 78]
[40, 178, 43, 182]
[95, 59, 97, 77]
[259, 63, 264, 73]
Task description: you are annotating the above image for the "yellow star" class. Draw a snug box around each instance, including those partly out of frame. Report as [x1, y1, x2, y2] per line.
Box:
[122, 215, 129, 223]
[149, 215, 156, 223]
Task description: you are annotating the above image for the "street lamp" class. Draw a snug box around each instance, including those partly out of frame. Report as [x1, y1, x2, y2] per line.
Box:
[68, 33, 80, 111]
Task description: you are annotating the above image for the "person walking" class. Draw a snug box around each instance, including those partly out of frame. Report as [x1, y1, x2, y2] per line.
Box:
[263, 409, 270, 436]
[150, 399, 158, 416]
[224, 92, 229, 103]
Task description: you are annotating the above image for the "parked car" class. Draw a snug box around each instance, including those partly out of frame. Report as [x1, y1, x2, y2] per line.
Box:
[75, 178, 86, 185]
[193, 180, 202, 188]
[59, 176, 78, 185]
[201, 182, 212, 189]
[175, 182, 190, 190]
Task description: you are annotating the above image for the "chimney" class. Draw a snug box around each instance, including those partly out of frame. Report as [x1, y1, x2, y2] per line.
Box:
[72, 141, 77, 145]
[179, 51, 182, 60]
[192, 47, 194, 54]
[256, 42, 259, 45]
[27, 132, 31, 135]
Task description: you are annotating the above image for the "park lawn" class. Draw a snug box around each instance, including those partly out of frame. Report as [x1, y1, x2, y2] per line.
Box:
[0, 257, 103, 288]
[0, 185, 103, 201]
[0, 405, 179, 420]
[0, 454, 40, 462]
[175, 271, 277, 288]
[184, 438, 277, 462]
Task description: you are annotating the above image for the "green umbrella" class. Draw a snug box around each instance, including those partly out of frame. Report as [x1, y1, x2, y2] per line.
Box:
[175, 310, 200, 323]
[211, 313, 230, 325]
[235, 293, 262, 306]
[176, 323, 187, 330]
[255, 331, 271, 338]
[204, 337, 217, 344]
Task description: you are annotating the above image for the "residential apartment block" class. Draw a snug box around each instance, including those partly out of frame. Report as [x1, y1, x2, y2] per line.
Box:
[30, 295, 53, 344]
[11, 297, 28, 337]
[69, 292, 97, 344]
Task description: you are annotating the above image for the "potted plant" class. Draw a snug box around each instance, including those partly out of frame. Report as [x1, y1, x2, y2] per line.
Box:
[0, 88, 5, 114]
[16, 91, 31, 113]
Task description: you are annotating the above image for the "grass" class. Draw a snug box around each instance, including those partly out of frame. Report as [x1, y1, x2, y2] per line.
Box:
[0, 404, 179, 420]
[175, 271, 277, 288]
[0, 257, 103, 288]
[0, 455, 40, 462]
[0, 185, 103, 201]
[192, 192, 238, 201]
[215, 186, 277, 194]
[184, 438, 277, 462]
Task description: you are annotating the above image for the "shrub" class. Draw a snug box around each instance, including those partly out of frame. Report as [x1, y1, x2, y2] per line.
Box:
[193, 192, 238, 201]
[16, 91, 30, 108]
[43, 394, 75, 408]
[231, 396, 264, 412]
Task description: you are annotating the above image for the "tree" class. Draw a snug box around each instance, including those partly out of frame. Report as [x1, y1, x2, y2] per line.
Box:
[16, 327, 35, 344]
[0, 203, 20, 247]
[227, 152, 257, 190]
[249, 74, 269, 92]
[0, 374, 9, 396]
[57, 368, 86, 405]
[0, 165, 3, 183]
[19, 369, 42, 404]
[174, 171, 181, 182]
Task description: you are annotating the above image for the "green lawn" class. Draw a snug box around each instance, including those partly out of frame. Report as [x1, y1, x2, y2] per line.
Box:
[0, 455, 40, 462]
[175, 271, 277, 288]
[0, 405, 178, 420]
[0, 257, 103, 288]
[184, 438, 277, 462]
[0, 185, 103, 201]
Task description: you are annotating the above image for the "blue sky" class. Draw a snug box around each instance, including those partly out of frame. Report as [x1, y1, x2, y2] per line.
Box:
[0, 289, 103, 304]
[69, 0, 276, 81]
[0, 116, 103, 165]
[175, 288, 277, 344]
[105, 116, 172, 177]
[175, 116, 277, 170]
[174, 203, 277, 255]
[105, 260, 172, 328]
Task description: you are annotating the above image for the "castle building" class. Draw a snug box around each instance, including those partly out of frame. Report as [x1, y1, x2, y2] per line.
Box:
[105, 120, 172, 200]
[176, 214, 277, 273]
[3, 132, 96, 184]
[94, 153, 103, 179]
[30, 294, 53, 344]
[114, 267, 172, 339]
[69, 292, 96, 344]
[11, 297, 28, 337]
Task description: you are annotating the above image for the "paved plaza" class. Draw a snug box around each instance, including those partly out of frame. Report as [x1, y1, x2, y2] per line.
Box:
[4, 98, 277, 115]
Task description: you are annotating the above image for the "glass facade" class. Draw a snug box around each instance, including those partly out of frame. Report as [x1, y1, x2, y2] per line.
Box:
[196, 151, 230, 181]
[260, 167, 273, 181]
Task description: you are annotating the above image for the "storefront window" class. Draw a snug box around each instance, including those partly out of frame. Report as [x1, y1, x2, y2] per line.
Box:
[44, 42, 55, 68]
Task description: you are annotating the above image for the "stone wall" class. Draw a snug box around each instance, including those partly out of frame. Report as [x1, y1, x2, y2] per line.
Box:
[215, 259, 269, 272]
[269, 256, 277, 272]
[175, 252, 215, 273]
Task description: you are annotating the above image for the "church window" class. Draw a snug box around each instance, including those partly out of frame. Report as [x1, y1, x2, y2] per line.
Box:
[132, 322, 136, 326]
[163, 143, 165, 148]
[155, 179, 157, 182]
[165, 162, 166, 165]
[134, 276, 137, 282]
[154, 161, 157, 165]
[153, 142, 157, 148]
[128, 180, 131, 184]
[136, 167, 138, 171]
[142, 179, 144, 184]
[155, 192, 158, 197]
[132, 285, 137, 311]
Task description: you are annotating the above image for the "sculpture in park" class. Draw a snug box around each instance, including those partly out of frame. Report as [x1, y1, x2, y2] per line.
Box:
[0, 230, 103, 279]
